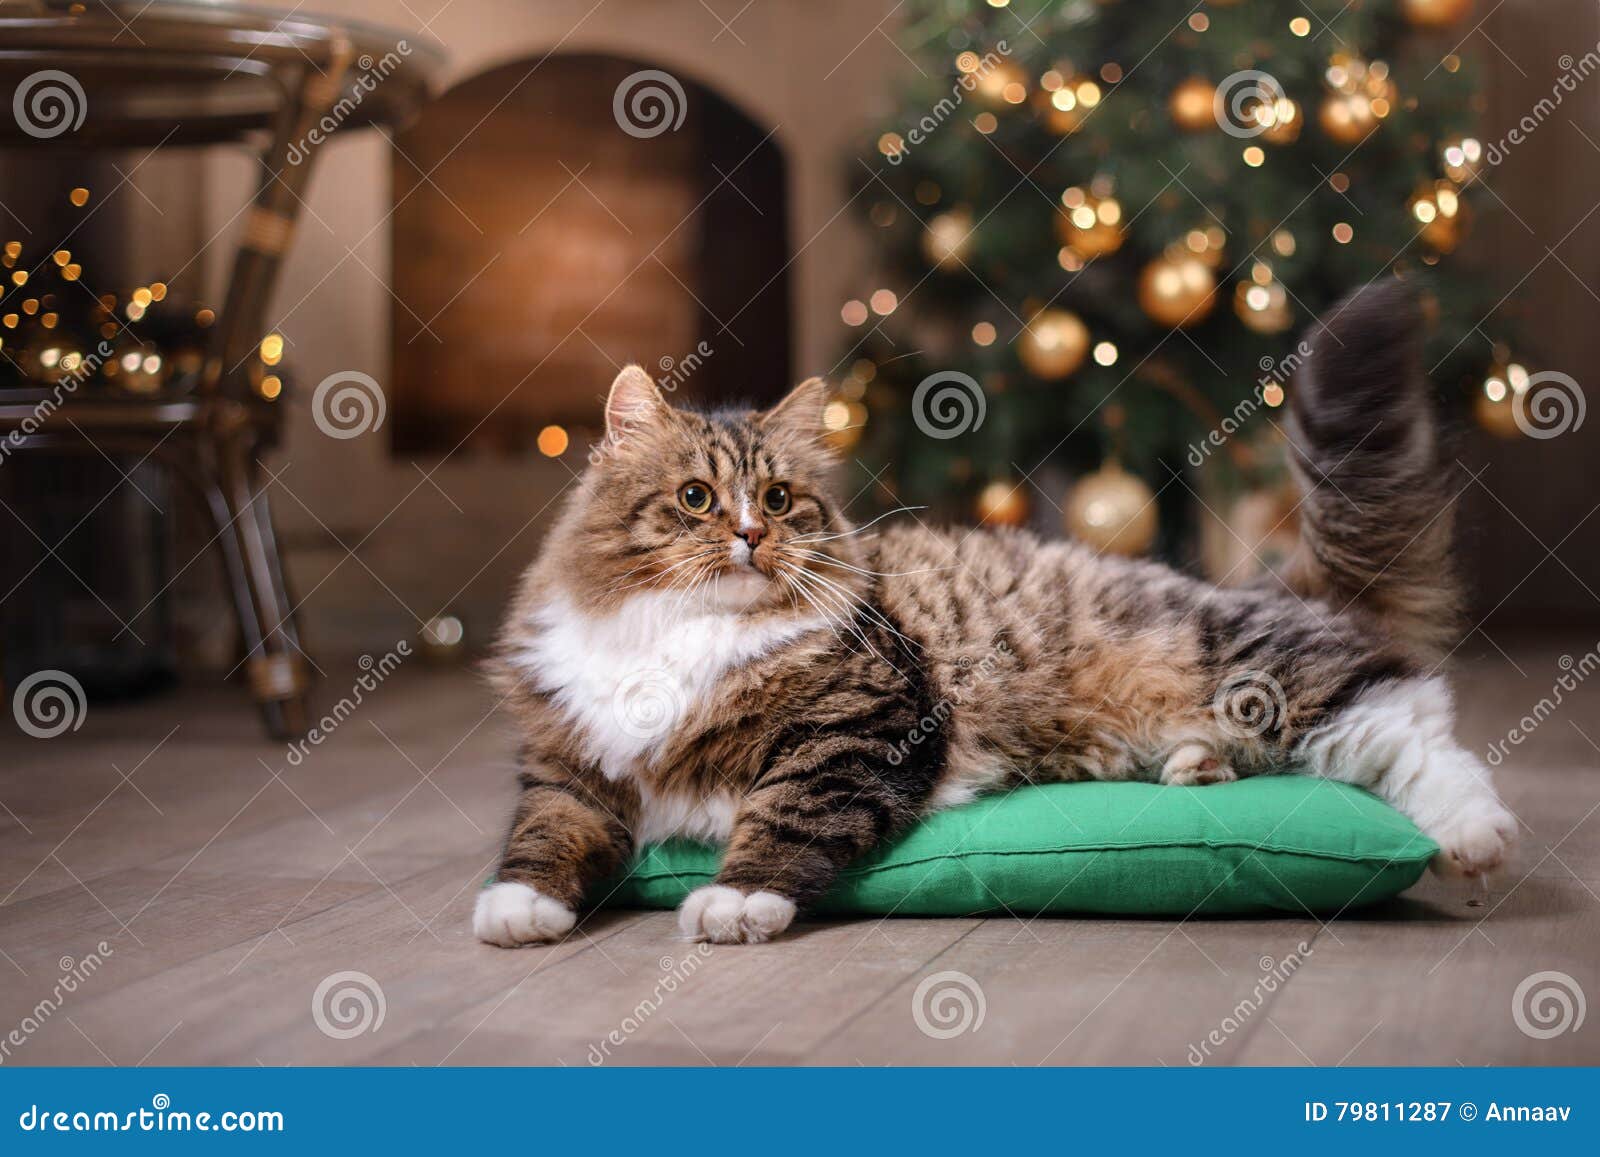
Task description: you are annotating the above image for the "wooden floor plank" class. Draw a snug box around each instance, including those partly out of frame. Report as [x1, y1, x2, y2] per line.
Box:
[2, 639, 1597, 1066]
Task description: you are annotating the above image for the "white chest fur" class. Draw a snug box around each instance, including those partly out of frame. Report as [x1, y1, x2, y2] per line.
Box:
[506, 590, 825, 840]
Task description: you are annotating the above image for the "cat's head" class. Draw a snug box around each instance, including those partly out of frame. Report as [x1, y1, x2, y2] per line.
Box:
[545, 365, 865, 616]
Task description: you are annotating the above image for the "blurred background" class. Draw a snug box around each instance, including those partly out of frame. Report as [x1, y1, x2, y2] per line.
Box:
[2, 0, 1597, 725]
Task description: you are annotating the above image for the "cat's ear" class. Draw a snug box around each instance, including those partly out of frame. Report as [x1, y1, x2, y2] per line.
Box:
[762, 377, 835, 448]
[603, 364, 668, 446]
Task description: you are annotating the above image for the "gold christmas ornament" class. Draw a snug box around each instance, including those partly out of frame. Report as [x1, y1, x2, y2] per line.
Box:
[1401, 0, 1473, 27]
[1474, 360, 1530, 438]
[1169, 76, 1217, 132]
[970, 57, 1029, 107]
[1018, 308, 1090, 379]
[1254, 96, 1302, 145]
[1319, 55, 1395, 145]
[1234, 263, 1294, 334]
[822, 398, 868, 452]
[1037, 74, 1102, 135]
[1064, 462, 1158, 556]
[922, 206, 976, 269]
[1440, 136, 1484, 184]
[1138, 251, 1217, 328]
[976, 480, 1030, 528]
[1056, 185, 1125, 259]
[1409, 179, 1465, 252]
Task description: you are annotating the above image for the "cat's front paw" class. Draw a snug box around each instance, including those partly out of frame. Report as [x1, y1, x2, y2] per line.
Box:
[1427, 796, 1518, 879]
[677, 884, 796, 944]
[474, 881, 577, 947]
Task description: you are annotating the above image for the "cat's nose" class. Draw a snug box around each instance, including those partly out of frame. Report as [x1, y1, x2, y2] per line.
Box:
[737, 525, 765, 548]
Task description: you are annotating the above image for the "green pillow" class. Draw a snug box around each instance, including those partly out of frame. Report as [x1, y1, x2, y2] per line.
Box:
[600, 777, 1436, 917]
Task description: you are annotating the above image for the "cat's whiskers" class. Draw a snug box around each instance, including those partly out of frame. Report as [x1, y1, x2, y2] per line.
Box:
[790, 505, 925, 544]
[772, 561, 871, 661]
[773, 559, 914, 675]
[609, 547, 724, 598]
[777, 554, 922, 657]
[784, 547, 953, 581]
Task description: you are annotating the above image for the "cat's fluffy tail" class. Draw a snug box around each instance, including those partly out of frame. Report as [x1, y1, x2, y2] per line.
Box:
[1283, 279, 1460, 661]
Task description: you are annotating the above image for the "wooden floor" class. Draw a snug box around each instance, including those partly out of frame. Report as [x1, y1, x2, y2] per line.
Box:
[3, 633, 1598, 1066]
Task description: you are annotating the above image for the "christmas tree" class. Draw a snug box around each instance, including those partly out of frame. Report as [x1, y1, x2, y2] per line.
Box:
[837, 0, 1508, 563]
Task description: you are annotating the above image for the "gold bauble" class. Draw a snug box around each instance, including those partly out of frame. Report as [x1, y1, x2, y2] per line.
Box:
[971, 58, 1029, 107]
[1320, 56, 1395, 144]
[1138, 253, 1217, 328]
[1018, 308, 1090, 379]
[1441, 136, 1484, 184]
[1036, 74, 1103, 135]
[1474, 390, 1521, 438]
[1233, 276, 1293, 335]
[922, 207, 975, 269]
[1402, 0, 1473, 27]
[822, 398, 867, 452]
[1056, 187, 1124, 259]
[976, 480, 1030, 528]
[1169, 77, 1217, 132]
[1409, 179, 1465, 253]
[1318, 93, 1379, 144]
[1474, 361, 1529, 438]
[1255, 97, 1302, 145]
[1064, 463, 1158, 556]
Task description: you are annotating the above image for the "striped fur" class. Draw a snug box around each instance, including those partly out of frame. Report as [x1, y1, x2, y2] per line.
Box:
[475, 283, 1513, 947]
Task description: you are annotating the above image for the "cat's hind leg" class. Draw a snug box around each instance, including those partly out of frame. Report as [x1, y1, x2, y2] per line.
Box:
[1297, 677, 1516, 877]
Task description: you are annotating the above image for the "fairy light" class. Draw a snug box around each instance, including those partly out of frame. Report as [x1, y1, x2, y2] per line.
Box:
[537, 425, 569, 456]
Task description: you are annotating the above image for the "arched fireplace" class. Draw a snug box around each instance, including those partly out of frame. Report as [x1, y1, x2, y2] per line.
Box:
[389, 53, 790, 454]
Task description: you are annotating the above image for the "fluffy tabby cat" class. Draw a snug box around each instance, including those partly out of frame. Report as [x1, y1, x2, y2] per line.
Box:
[475, 281, 1514, 947]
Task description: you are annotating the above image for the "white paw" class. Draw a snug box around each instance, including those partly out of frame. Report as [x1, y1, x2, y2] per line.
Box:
[1160, 741, 1237, 787]
[1427, 796, 1518, 879]
[677, 884, 796, 944]
[473, 881, 577, 947]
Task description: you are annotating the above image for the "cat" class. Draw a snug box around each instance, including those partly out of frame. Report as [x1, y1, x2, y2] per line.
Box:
[474, 280, 1515, 947]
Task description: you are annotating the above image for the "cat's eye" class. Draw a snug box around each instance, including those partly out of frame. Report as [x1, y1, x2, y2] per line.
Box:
[762, 483, 792, 516]
[678, 481, 714, 514]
